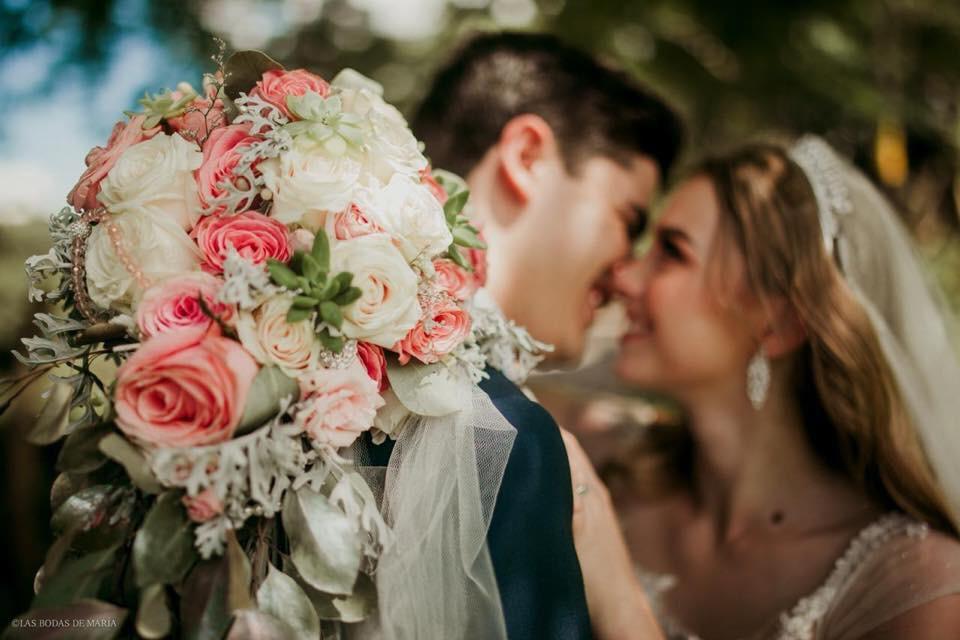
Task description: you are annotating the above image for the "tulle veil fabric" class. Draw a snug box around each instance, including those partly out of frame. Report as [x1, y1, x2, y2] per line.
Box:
[346, 385, 516, 640]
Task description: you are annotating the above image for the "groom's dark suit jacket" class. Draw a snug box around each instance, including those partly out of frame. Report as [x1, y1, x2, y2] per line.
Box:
[366, 368, 593, 639]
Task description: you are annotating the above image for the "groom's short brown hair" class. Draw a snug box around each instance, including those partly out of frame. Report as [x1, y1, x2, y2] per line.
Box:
[412, 31, 683, 179]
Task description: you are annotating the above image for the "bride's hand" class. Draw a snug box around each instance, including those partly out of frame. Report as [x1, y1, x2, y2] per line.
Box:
[561, 428, 664, 640]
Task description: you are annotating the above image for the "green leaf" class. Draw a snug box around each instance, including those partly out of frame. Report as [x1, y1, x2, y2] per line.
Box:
[443, 189, 470, 221]
[291, 295, 317, 310]
[301, 254, 323, 282]
[334, 286, 363, 306]
[27, 381, 74, 445]
[98, 434, 162, 494]
[136, 583, 171, 640]
[180, 531, 251, 640]
[133, 492, 198, 589]
[446, 243, 469, 270]
[452, 225, 485, 249]
[32, 544, 121, 608]
[432, 169, 467, 197]
[223, 50, 284, 101]
[225, 610, 295, 640]
[266, 260, 300, 290]
[319, 302, 343, 330]
[310, 229, 331, 272]
[235, 367, 299, 435]
[50, 485, 113, 538]
[285, 307, 312, 324]
[281, 487, 362, 595]
[255, 563, 321, 640]
[56, 423, 111, 474]
[318, 331, 345, 353]
[331, 572, 377, 623]
[6, 599, 127, 640]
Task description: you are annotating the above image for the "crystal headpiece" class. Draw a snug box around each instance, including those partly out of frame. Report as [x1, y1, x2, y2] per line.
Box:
[787, 135, 853, 256]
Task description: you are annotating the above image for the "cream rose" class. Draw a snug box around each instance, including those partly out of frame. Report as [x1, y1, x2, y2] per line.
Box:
[85, 211, 202, 312]
[98, 133, 204, 230]
[356, 175, 452, 262]
[330, 233, 420, 348]
[236, 294, 319, 377]
[259, 146, 363, 225]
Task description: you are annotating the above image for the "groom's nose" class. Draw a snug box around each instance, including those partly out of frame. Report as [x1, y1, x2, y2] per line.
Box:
[610, 258, 647, 300]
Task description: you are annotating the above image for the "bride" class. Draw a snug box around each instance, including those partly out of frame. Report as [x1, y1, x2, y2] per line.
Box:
[564, 136, 960, 639]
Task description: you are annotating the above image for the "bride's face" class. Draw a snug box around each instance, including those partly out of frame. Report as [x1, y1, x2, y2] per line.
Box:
[612, 176, 758, 396]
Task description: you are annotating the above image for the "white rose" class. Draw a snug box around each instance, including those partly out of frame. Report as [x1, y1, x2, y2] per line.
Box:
[98, 133, 203, 230]
[356, 174, 452, 262]
[236, 294, 319, 377]
[260, 146, 363, 226]
[85, 210, 201, 313]
[331, 233, 420, 348]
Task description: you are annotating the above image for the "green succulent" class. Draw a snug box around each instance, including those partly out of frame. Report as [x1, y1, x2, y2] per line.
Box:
[434, 169, 486, 269]
[125, 84, 200, 129]
[282, 93, 365, 155]
[265, 229, 362, 353]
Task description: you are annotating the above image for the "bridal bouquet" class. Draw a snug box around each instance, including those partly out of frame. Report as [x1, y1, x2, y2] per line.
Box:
[3, 49, 544, 639]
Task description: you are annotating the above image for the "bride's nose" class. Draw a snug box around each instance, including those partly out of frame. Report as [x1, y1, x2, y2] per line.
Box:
[610, 258, 648, 300]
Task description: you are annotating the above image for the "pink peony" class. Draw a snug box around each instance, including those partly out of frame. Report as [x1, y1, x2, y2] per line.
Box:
[394, 298, 472, 365]
[195, 123, 261, 212]
[67, 115, 161, 211]
[167, 91, 226, 143]
[192, 211, 292, 274]
[251, 69, 330, 120]
[356, 341, 388, 391]
[420, 168, 448, 205]
[295, 362, 385, 448]
[136, 272, 235, 338]
[114, 325, 258, 448]
[182, 488, 224, 523]
[433, 258, 477, 301]
[330, 204, 382, 240]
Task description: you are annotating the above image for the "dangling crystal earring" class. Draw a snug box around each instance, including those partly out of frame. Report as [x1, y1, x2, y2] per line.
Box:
[746, 346, 771, 410]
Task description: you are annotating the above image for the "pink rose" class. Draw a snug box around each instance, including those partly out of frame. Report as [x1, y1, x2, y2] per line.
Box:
[196, 124, 262, 212]
[464, 246, 487, 288]
[356, 341, 388, 391]
[114, 325, 258, 448]
[136, 272, 235, 338]
[295, 362, 385, 448]
[193, 211, 292, 274]
[67, 115, 161, 211]
[420, 168, 448, 205]
[182, 488, 224, 523]
[167, 92, 226, 143]
[251, 69, 330, 120]
[395, 298, 472, 365]
[331, 204, 382, 240]
[433, 258, 477, 301]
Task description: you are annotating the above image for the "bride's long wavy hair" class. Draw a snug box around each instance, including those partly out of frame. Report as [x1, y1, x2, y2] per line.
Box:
[683, 142, 956, 535]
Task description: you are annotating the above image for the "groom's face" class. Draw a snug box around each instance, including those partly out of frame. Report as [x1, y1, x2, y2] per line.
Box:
[498, 151, 660, 363]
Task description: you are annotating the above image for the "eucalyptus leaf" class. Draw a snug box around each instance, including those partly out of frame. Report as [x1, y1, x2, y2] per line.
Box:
[180, 532, 251, 640]
[255, 563, 321, 640]
[50, 473, 88, 513]
[386, 358, 472, 417]
[98, 434, 162, 494]
[27, 381, 74, 445]
[6, 599, 127, 640]
[56, 423, 111, 474]
[282, 487, 362, 595]
[50, 485, 112, 537]
[32, 544, 121, 608]
[235, 367, 299, 435]
[136, 583, 171, 640]
[132, 492, 198, 588]
[225, 610, 296, 640]
[223, 50, 284, 101]
[331, 572, 377, 623]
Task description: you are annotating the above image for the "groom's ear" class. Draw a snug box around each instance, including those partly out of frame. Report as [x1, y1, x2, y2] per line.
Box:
[495, 114, 560, 204]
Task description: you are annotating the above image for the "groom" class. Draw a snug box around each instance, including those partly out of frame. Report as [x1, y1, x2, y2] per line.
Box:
[374, 32, 682, 638]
